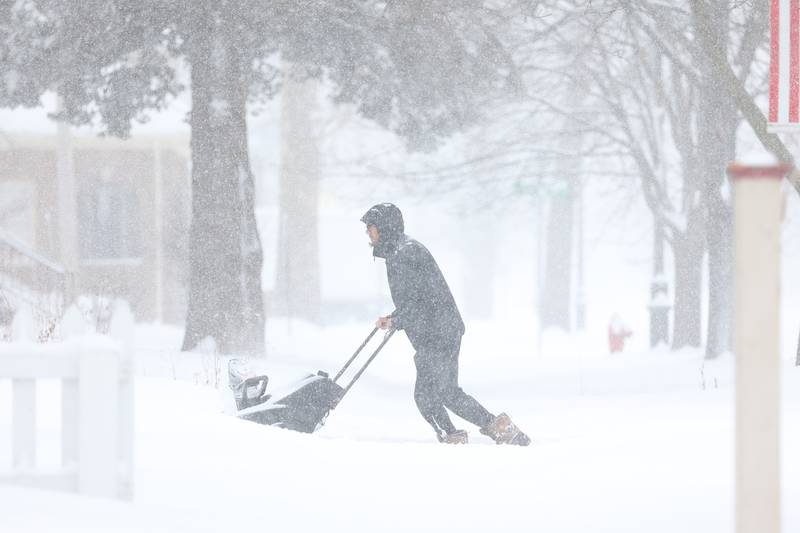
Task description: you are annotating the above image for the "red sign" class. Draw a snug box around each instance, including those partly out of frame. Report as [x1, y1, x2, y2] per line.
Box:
[770, 0, 800, 130]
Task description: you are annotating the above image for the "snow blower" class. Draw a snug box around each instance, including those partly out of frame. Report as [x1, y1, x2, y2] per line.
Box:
[228, 327, 395, 433]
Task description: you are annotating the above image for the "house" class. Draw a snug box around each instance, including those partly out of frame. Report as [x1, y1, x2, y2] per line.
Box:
[0, 132, 190, 324]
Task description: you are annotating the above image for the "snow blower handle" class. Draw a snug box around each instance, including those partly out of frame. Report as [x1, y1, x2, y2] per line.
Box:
[338, 328, 395, 399]
[333, 327, 379, 383]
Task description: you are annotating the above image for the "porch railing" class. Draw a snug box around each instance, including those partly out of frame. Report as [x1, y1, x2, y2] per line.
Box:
[0, 231, 73, 327]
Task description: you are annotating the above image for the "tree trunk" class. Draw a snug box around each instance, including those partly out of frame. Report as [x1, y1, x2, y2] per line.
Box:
[182, 8, 265, 354]
[649, 219, 670, 347]
[671, 230, 704, 349]
[695, 0, 736, 359]
[540, 181, 574, 331]
[704, 196, 734, 359]
[273, 76, 321, 323]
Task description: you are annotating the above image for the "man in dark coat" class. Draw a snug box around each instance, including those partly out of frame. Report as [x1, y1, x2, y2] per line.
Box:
[361, 203, 530, 445]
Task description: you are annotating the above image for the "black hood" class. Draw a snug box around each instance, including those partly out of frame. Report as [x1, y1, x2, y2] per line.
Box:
[361, 203, 404, 258]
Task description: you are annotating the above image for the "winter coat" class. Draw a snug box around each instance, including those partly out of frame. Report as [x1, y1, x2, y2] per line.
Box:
[375, 233, 465, 351]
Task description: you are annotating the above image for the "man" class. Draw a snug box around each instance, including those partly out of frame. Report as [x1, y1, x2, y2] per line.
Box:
[361, 203, 530, 445]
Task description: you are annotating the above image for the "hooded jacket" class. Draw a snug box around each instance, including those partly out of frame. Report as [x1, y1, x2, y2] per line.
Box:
[362, 204, 465, 350]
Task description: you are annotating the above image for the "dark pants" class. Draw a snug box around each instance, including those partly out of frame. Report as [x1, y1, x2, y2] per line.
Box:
[413, 336, 495, 438]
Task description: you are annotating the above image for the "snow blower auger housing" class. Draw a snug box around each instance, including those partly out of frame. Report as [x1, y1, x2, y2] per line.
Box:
[229, 327, 395, 434]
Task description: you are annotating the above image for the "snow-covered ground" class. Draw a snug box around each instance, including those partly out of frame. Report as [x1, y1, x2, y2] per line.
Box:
[1, 318, 798, 533]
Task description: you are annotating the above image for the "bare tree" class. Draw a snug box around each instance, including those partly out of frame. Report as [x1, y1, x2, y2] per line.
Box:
[579, 14, 707, 349]
[621, 0, 771, 357]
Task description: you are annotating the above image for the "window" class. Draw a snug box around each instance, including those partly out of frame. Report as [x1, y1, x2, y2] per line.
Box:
[0, 180, 35, 245]
[79, 176, 142, 261]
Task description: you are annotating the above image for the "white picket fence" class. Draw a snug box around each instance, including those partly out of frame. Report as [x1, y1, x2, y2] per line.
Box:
[0, 337, 134, 499]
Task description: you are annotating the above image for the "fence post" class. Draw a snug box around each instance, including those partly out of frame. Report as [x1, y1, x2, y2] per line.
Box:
[12, 378, 36, 470]
[117, 341, 134, 499]
[108, 301, 136, 499]
[78, 347, 119, 498]
[61, 371, 79, 478]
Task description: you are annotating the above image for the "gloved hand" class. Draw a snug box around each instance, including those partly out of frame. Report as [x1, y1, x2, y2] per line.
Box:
[375, 316, 393, 330]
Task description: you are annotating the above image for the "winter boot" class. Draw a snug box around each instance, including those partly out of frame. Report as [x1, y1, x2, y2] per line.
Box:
[480, 413, 531, 446]
[438, 429, 469, 444]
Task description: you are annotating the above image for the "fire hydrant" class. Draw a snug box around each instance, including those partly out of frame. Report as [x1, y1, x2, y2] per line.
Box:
[608, 314, 632, 353]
